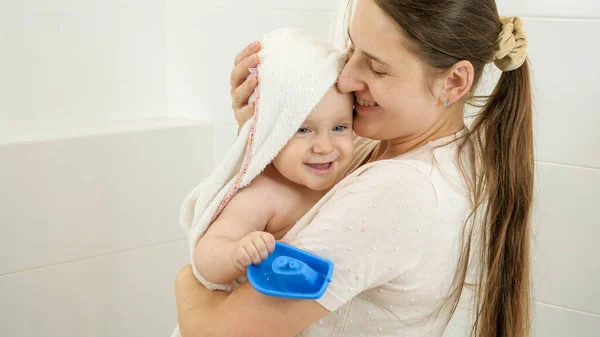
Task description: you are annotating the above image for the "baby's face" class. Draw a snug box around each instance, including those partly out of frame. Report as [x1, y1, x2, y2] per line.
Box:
[273, 86, 354, 191]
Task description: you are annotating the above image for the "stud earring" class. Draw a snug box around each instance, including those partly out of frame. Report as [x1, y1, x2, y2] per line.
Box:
[444, 101, 450, 107]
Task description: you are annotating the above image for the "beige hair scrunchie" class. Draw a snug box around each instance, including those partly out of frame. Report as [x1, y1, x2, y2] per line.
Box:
[493, 16, 528, 71]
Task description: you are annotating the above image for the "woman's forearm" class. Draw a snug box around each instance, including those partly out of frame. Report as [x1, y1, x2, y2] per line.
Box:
[175, 265, 228, 337]
[194, 236, 245, 284]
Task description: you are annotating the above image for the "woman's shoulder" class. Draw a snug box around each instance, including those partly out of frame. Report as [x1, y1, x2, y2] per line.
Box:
[340, 141, 462, 199]
[340, 132, 466, 197]
[331, 160, 436, 212]
[349, 149, 437, 182]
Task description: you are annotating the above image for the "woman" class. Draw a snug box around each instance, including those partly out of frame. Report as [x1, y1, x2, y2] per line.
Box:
[174, 0, 533, 336]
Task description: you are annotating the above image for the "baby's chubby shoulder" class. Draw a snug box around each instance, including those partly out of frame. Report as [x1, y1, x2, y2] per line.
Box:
[243, 171, 284, 193]
[235, 171, 290, 204]
[224, 174, 280, 221]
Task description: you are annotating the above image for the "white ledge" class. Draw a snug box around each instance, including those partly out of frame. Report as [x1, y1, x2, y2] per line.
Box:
[0, 118, 213, 146]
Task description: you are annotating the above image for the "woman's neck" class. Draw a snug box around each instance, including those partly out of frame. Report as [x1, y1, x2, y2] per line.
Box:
[376, 115, 465, 160]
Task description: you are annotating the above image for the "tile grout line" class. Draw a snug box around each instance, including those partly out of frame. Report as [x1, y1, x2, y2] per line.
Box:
[0, 238, 187, 279]
[522, 15, 600, 22]
[536, 301, 600, 318]
[536, 161, 600, 172]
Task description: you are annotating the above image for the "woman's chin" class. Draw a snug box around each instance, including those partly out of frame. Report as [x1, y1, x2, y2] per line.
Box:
[353, 117, 378, 139]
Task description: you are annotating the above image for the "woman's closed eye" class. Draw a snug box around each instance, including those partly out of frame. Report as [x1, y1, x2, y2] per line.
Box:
[368, 60, 387, 77]
[348, 43, 387, 77]
[369, 67, 387, 76]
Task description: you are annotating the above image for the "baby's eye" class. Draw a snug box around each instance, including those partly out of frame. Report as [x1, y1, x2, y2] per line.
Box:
[296, 127, 310, 134]
[332, 125, 348, 132]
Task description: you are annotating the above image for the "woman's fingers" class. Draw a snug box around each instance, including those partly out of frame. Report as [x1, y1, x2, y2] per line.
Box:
[230, 40, 260, 95]
[230, 53, 259, 97]
[234, 41, 260, 67]
[231, 73, 258, 128]
[235, 101, 255, 128]
[232, 74, 257, 106]
[230, 41, 261, 129]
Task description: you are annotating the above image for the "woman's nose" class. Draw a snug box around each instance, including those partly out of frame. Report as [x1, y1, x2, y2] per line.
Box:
[337, 56, 366, 94]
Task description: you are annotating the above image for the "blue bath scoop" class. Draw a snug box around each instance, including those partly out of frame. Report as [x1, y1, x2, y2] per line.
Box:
[247, 242, 334, 299]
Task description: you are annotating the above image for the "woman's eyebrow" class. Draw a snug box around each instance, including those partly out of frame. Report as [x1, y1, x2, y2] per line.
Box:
[347, 28, 389, 66]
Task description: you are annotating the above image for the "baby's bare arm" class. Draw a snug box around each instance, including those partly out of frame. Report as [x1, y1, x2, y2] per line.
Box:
[194, 183, 276, 284]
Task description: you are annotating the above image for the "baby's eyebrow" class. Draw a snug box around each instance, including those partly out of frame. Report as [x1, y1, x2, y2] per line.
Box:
[332, 116, 353, 124]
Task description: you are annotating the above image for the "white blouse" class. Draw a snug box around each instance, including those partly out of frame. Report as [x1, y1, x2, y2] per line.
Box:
[285, 132, 471, 337]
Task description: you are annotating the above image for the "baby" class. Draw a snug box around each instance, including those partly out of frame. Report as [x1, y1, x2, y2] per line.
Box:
[195, 85, 354, 285]
[175, 27, 352, 297]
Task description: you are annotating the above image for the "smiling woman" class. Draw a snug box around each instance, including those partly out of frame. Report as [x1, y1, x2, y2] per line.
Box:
[176, 0, 534, 336]
[342, 13, 466, 146]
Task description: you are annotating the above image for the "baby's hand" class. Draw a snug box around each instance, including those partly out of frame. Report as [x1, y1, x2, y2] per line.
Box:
[231, 231, 276, 271]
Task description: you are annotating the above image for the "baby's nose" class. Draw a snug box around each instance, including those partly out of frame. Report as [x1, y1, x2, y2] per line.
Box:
[313, 136, 334, 154]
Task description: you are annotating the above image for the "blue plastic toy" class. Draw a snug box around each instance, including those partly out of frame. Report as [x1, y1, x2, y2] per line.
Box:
[247, 242, 334, 299]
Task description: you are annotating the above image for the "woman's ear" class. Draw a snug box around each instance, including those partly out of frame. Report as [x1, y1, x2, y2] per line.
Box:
[441, 60, 475, 105]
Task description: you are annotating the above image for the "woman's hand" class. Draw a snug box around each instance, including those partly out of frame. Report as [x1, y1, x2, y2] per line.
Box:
[230, 41, 261, 129]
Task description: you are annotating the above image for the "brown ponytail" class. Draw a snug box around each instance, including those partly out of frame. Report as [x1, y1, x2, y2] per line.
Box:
[372, 1, 534, 336]
[463, 60, 534, 337]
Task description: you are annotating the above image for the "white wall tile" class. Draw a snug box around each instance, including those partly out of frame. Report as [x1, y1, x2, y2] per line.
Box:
[533, 163, 600, 314]
[526, 19, 600, 168]
[0, 0, 168, 124]
[167, 7, 333, 122]
[0, 122, 213, 275]
[213, 122, 239, 166]
[534, 303, 600, 337]
[0, 240, 188, 337]
[497, 0, 600, 19]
